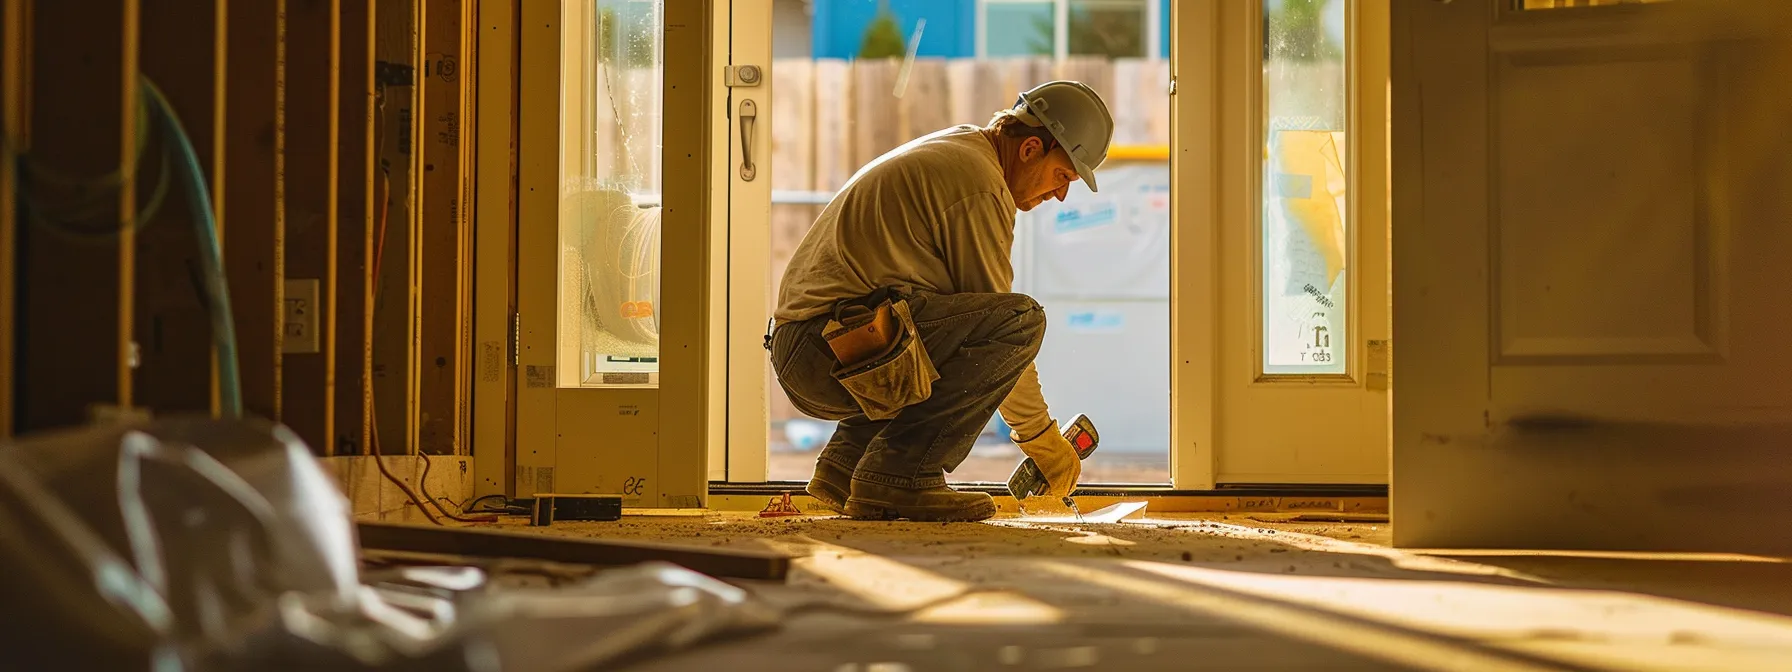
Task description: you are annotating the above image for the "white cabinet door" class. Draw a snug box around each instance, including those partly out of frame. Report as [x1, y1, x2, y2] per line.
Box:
[1393, 0, 1792, 552]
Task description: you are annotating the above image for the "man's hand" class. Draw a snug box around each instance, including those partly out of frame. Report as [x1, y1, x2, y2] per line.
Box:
[1014, 422, 1083, 498]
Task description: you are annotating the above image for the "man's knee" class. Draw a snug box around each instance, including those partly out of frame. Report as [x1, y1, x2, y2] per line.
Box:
[995, 293, 1047, 349]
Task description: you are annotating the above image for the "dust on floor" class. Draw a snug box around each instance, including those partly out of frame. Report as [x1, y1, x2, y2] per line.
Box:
[494, 511, 1792, 671]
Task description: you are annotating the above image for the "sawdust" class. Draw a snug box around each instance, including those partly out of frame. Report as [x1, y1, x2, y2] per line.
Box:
[511, 510, 1384, 548]
[493, 512, 1440, 582]
[467, 511, 1792, 671]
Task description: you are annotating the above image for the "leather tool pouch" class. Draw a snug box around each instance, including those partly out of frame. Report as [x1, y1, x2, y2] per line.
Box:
[823, 288, 937, 420]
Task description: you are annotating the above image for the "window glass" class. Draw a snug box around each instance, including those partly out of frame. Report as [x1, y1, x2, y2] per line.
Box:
[1068, 0, 1148, 58]
[1261, 0, 1348, 376]
[765, 2, 1173, 484]
[986, 2, 1055, 57]
[556, 0, 664, 388]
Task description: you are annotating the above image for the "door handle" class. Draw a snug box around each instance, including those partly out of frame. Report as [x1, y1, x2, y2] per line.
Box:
[739, 99, 758, 181]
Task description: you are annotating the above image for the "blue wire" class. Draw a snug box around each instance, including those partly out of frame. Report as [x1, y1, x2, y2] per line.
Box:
[141, 78, 242, 418]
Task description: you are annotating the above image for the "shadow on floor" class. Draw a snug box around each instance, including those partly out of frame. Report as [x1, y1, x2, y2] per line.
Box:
[564, 515, 1792, 671]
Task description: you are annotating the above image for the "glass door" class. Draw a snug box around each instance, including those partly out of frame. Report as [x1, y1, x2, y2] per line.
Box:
[734, 0, 1176, 486]
[514, 0, 714, 507]
[556, 0, 664, 389]
[1213, 0, 1390, 485]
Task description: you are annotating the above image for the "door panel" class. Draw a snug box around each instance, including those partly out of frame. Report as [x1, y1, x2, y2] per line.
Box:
[1215, 0, 1390, 484]
[514, 0, 714, 507]
[1393, 0, 1792, 552]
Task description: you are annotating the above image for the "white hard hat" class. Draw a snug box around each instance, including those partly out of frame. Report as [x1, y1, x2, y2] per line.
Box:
[1012, 80, 1115, 192]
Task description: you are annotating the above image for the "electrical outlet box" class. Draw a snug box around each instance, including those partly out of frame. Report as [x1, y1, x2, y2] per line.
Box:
[283, 279, 321, 354]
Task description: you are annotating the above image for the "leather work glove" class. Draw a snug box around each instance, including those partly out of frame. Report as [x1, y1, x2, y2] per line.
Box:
[1013, 422, 1082, 498]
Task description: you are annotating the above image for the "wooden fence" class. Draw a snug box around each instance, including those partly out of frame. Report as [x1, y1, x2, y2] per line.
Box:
[766, 55, 1172, 290]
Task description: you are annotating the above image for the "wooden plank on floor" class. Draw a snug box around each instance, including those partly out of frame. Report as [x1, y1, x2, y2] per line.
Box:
[355, 521, 794, 581]
[416, 0, 462, 456]
[281, 0, 339, 454]
[224, 0, 284, 423]
[16, 0, 129, 432]
[336, 0, 375, 455]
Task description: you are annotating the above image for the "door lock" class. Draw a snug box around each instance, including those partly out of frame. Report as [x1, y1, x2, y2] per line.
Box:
[725, 65, 763, 87]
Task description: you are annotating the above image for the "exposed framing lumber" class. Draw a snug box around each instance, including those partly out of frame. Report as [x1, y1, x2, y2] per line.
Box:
[0, 0, 28, 439]
[372, 0, 420, 456]
[337, 0, 376, 455]
[116, 0, 140, 412]
[327, 0, 344, 452]
[135, 0, 225, 421]
[223, 0, 284, 422]
[282, 0, 340, 454]
[355, 521, 793, 581]
[417, 0, 464, 456]
[456, 0, 478, 465]
[15, 0, 131, 432]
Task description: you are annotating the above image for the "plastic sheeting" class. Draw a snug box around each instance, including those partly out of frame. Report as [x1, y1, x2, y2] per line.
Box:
[0, 417, 779, 671]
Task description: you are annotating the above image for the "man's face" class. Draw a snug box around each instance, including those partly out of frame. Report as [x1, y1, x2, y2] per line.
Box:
[1007, 136, 1081, 212]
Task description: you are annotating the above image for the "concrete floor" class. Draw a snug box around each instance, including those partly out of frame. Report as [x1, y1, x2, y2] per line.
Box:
[508, 509, 1792, 671]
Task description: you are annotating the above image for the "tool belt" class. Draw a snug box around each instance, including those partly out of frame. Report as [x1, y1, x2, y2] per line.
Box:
[821, 287, 937, 420]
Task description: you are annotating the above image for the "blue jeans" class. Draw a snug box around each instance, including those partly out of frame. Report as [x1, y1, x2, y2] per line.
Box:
[770, 291, 1046, 489]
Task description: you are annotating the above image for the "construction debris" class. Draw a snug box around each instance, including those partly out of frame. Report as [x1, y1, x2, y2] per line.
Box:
[0, 417, 784, 671]
[359, 520, 792, 581]
[1014, 500, 1150, 525]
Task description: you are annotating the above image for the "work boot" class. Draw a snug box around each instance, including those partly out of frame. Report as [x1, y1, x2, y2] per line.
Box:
[804, 459, 852, 513]
[844, 480, 996, 522]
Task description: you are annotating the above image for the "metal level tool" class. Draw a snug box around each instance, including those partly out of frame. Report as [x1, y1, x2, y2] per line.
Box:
[1006, 414, 1099, 520]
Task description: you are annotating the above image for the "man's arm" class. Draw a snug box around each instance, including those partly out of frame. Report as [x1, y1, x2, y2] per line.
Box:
[937, 194, 1054, 441]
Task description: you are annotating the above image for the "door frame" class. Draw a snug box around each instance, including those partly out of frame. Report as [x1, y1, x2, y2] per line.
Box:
[474, 0, 1393, 496]
[485, 0, 719, 505]
[470, 0, 516, 498]
[712, 1, 1227, 489]
[1169, 0, 1222, 490]
[718, 0, 771, 483]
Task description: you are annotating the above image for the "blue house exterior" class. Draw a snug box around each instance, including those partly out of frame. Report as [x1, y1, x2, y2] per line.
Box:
[810, 0, 1174, 60]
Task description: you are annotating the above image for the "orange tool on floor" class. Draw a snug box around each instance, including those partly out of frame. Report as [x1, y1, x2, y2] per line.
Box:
[759, 493, 805, 518]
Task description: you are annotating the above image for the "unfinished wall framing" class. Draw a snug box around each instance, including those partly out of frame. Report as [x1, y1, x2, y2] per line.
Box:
[470, 0, 516, 497]
[0, 0, 29, 439]
[11, 0, 136, 433]
[3, 0, 482, 464]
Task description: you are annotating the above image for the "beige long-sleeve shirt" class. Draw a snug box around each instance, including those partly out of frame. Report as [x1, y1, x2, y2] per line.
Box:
[774, 125, 1053, 440]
